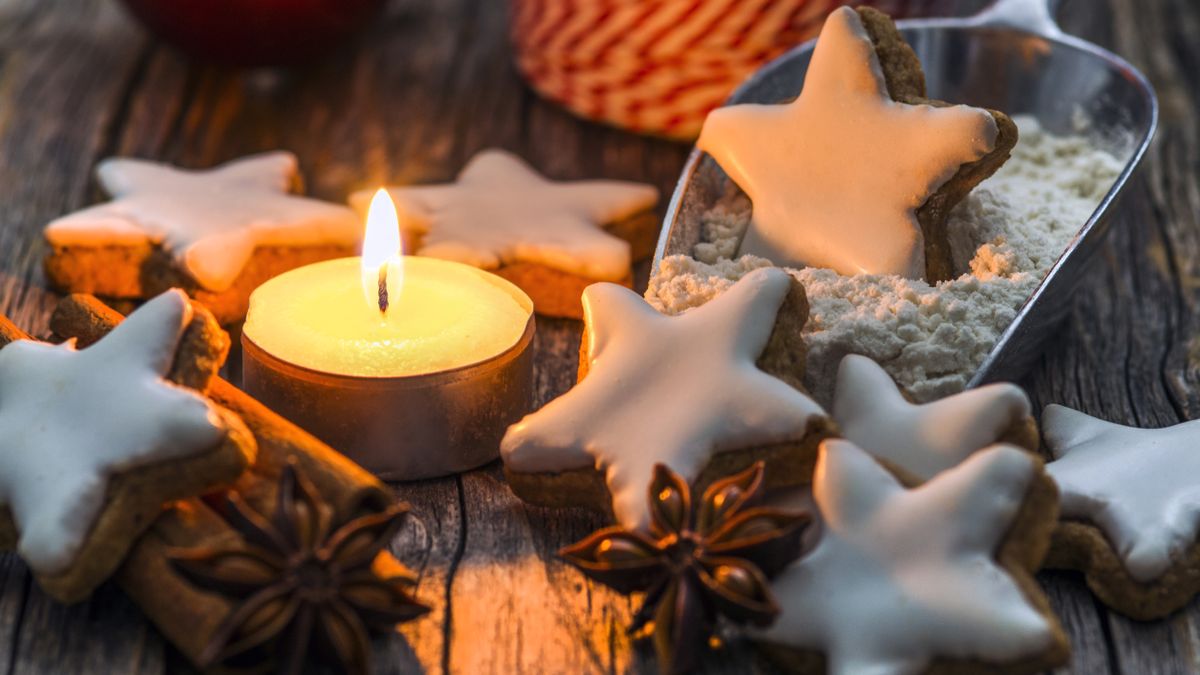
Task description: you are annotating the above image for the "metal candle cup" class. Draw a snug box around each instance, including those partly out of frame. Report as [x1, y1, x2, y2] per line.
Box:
[241, 191, 536, 480]
[241, 311, 534, 480]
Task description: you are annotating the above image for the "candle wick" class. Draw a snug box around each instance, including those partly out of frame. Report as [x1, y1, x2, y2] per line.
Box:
[377, 264, 389, 314]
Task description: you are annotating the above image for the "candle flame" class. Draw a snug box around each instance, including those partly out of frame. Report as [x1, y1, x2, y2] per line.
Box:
[361, 188, 403, 315]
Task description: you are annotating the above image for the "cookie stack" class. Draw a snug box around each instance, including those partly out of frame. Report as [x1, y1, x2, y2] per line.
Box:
[498, 263, 1072, 673]
[494, 7, 1184, 674]
[506, 262, 1200, 671]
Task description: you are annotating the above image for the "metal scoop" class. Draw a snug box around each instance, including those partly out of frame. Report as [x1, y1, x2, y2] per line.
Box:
[653, 0, 1158, 387]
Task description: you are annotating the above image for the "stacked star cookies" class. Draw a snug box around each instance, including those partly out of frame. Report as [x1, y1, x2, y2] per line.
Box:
[491, 6, 1165, 675]
[758, 439, 1064, 675]
[755, 357, 1067, 674]
[506, 279, 1200, 674]
[500, 278, 1071, 672]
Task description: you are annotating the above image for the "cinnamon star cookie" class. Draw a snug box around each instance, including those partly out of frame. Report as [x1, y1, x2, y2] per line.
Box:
[832, 354, 1037, 479]
[45, 152, 360, 324]
[351, 150, 659, 319]
[501, 266, 833, 529]
[697, 7, 1017, 282]
[1043, 404, 1200, 619]
[0, 290, 255, 602]
[756, 439, 1066, 675]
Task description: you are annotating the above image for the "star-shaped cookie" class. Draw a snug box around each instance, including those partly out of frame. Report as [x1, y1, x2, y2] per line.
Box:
[45, 152, 360, 291]
[501, 267, 830, 528]
[1043, 405, 1200, 617]
[351, 150, 658, 283]
[0, 290, 254, 602]
[832, 354, 1037, 480]
[697, 7, 1015, 281]
[757, 439, 1065, 674]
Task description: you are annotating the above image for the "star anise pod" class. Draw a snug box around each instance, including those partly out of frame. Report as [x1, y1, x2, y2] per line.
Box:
[168, 462, 430, 675]
[560, 461, 808, 675]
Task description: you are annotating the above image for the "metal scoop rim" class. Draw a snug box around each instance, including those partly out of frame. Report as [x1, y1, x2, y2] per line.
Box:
[652, 0, 1159, 390]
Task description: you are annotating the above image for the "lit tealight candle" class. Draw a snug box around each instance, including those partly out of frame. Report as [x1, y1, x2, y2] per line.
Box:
[242, 190, 535, 479]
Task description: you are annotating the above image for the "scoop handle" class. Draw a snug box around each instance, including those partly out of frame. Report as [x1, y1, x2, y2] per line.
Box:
[970, 0, 1063, 38]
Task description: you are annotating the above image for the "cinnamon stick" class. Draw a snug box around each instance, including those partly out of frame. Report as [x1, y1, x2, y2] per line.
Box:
[0, 314, 32, 347]
[52, 293, 229, 393]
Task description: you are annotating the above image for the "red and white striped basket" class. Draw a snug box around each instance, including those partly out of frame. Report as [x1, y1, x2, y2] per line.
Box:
[511, 0, 947, 140]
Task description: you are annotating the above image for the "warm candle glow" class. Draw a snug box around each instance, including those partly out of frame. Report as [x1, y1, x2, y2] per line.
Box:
[245, 257, 532, 378]
[360, 188, 403, 314]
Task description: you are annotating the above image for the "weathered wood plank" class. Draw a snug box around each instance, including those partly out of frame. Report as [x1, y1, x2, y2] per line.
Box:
[1039, 573, 1116, 675]
[451, 468, 639, 674]
[9, 583, 165, 675]
[0, 0, 149, 335]
[1022, 0, 1200, 672]
[0, 0, 167, 672]
[379, 477, 462, 675]
[1107, 0, 1200, 668]
[0, 553, 29, 675]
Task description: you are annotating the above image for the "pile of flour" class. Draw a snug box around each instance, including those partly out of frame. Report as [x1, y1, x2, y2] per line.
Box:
[647, 117, 1123, 405]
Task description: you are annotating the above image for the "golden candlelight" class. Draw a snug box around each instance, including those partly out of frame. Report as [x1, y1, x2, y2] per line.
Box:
[360, 188, 402, 314]
[241, 188, 535, 478]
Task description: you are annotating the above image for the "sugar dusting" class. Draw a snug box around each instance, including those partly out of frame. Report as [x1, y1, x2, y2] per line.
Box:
[647, 118, 1123, 405]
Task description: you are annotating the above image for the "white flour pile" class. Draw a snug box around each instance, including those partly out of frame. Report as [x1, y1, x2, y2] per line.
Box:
[647, 117, 1124, 405]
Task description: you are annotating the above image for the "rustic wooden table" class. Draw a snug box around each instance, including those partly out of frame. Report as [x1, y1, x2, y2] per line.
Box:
[0, 0, 1197, 672]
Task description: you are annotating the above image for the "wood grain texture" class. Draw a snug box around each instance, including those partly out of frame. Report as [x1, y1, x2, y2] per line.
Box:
[1025, 0, 1200, 674]
[0, 0, 1198, 673]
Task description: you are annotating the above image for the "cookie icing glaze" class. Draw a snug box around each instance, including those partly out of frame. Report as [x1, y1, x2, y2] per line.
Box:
[759, 440, 1051, 675]
[832, 354, 1032, 479]
[0, 290, 224, 575]
[1044, 404, 1200, 582]
[500, 266, 826, 528]
[45, 152, 360, 291]
[697, 6, 997, 278]
[350, 150, 658, 282]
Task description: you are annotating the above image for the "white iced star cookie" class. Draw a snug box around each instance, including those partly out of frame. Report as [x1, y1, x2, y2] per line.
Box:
[757, 439, 1066, 675]
[44, 152, 360, 323]
[1043, 405, 1200, 619]
[697, 7, 1015, 282]
[501, 267, 832, 529]
[351, 150, 659, 318]
[832, 354, 1037, 480]
[0, 290, 255, 602]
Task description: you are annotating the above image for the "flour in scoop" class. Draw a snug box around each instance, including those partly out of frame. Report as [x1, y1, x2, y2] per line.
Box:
[647, 117, 1123, 405]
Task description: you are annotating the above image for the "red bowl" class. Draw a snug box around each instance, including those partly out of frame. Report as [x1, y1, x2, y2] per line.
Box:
[118, 0, 386, 67]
